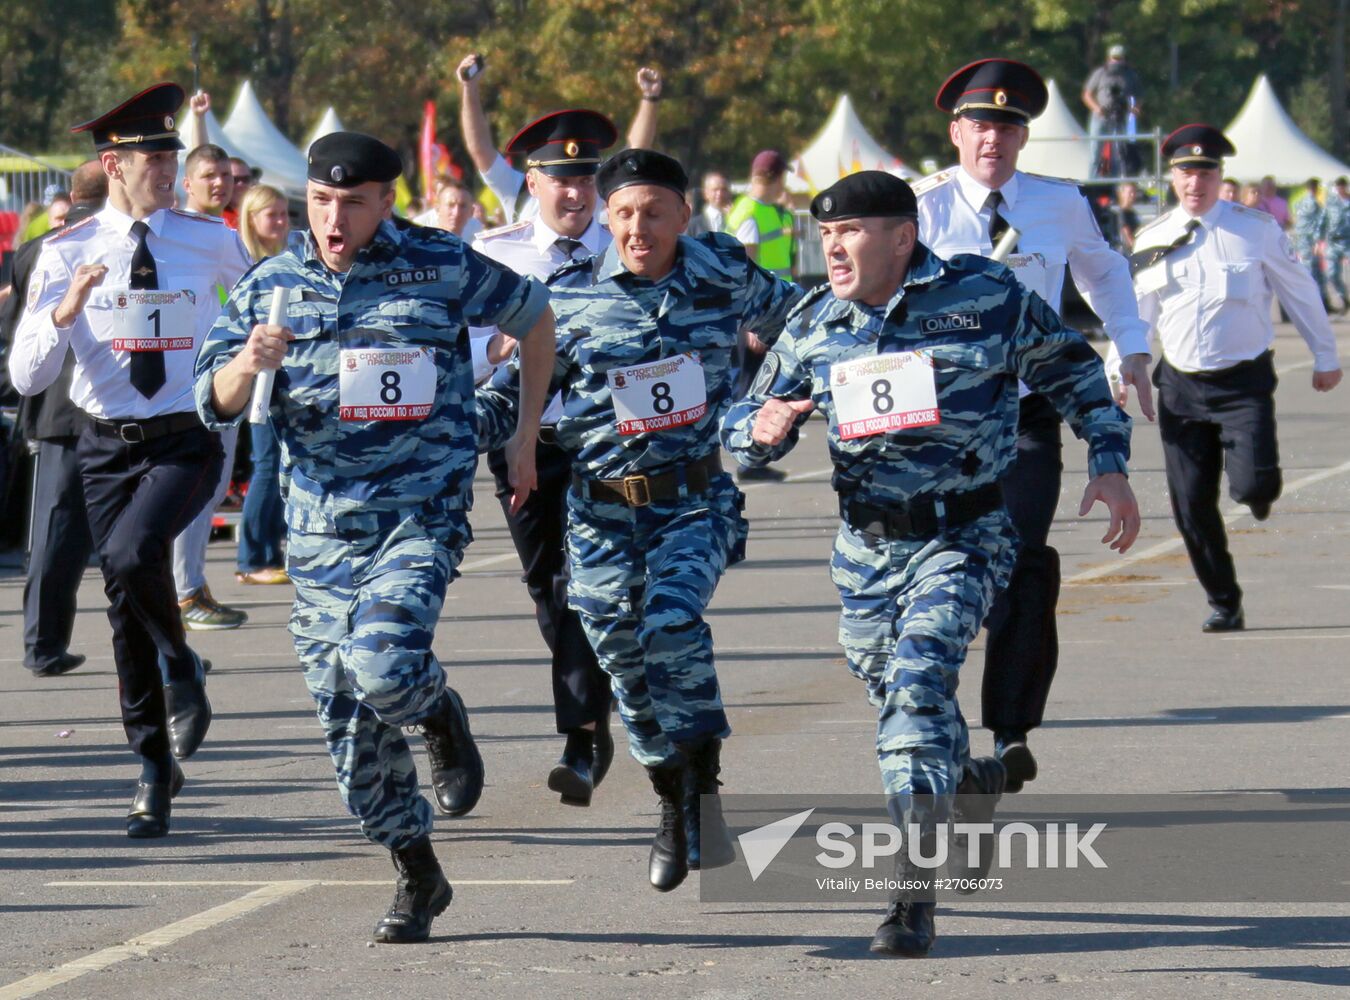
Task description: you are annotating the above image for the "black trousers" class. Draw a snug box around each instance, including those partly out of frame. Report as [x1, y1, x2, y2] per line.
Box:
[77, 422, 222, 760]
[23, 437, 95, 672]
[488, 439, 611, 733]
[1156, 353, 1281, 614]
[982, 392, 1064, 736]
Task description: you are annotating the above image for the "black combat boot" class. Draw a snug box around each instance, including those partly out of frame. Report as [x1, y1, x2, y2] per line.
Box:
[420, 687, 485, 817]
[372, 837, 454, 944]
[645, 761, 689, 892]
[948, 755, 1007, 893]
[679, 737, 736, 871]
[591, 708, 615, 787]
[870, 807, 938, 958]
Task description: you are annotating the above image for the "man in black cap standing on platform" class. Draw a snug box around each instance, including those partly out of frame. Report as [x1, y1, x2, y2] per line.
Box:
[10, 84, 251, 837]
[470, 110, 620, 808]
[914, 58, 1153, 793]
[1113, 124, 1341, 631]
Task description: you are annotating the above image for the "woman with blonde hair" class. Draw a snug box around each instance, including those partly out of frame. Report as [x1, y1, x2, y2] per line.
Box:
[238, 184, 290, 261]
[235, 183, 292, 585]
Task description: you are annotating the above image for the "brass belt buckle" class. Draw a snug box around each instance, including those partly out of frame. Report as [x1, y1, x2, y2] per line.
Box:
[622, 474, 651, 507]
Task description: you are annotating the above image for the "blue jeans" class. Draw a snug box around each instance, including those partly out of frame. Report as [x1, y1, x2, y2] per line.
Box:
[237, 422, 286, 572]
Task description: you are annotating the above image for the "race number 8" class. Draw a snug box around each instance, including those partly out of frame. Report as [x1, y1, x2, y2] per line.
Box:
[380, 370, 402, 404]
[651, 381, 673, 414]
[871, 378, 894, 414]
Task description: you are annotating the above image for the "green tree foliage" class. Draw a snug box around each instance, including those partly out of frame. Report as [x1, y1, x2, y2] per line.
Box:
[3, 0, 1345, 182]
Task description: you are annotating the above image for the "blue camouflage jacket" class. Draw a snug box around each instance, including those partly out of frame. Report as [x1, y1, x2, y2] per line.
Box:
[195, 220, 549, 531]
[477, 232, 802, 478]
[721, 244, 1131, 505]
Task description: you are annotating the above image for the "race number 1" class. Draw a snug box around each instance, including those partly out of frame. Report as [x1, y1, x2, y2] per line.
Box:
[111, 290, 195, 351]
[829, 350, 940, 440]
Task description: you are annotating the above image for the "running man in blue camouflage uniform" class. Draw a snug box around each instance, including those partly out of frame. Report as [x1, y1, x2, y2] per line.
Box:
[1324, 176, 1350, 312]
[194, 133, 556, 944]
[723, 172, 1138, 958]
[478, 149, 802, 893]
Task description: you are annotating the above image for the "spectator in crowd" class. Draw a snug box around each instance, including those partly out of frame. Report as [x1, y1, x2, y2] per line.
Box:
[1292, 177, 1329, 306]
[1257, 175, 1290, 228]
[1324, 176, 1350, 313]
[686, 171, 732, 237]
[15, 201, 43, 245]
[1082, 44, 1144, 178]
[225, 156, 253, 228]
[46, 193, 72, 230]
[433, 180, 482, 241]
[182, 144, 235, 218]
[234, 183, 292, 586]
[1112, 180, 1141, 252]
[1240, 183, 1263, 209]
[1220, 178, 1240, 202]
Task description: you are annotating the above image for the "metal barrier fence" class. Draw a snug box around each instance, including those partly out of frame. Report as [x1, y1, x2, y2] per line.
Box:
[0, 142, 75, 253]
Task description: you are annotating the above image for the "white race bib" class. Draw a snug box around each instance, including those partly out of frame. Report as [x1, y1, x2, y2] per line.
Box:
[608, 352, 707, 435]
[1006, 253, 1049, 301]
[830, 350, 940, 440]
[339, 346, 435, 421]
[111, 289, 195, 352]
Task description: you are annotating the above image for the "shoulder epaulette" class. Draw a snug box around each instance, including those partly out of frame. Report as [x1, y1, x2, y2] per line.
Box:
[475, 219, 532, 242]
[1020, 171, 1080, 187]
[911, 167, 958, 196]
[1229, 203, 1273, 222]
[944, 252, 1018, 285]
[169, 208, 225, 224]
[45, 216, 99, 242]
[1133, 210, 1174, 240]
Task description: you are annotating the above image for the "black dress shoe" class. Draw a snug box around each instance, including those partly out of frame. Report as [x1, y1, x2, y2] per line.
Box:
[165, 677, 212, 760]
[421, 688, 484, 817]
[994, 734, 1038, 794]
[127, 760, 184, 839]
[1202, 608, 1245, 633]
[592, 711, 615, 788]
[548, 731, 595, 807]
[1249, 501, 1272, 522]
[31, 653, 86, 677]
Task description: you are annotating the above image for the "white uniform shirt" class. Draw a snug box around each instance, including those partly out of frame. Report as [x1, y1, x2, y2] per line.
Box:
[916, 166, 1151, 360]
[10, 204, 251, 419]
[480, 153, 539, 226]
[1127, 199, 1339, 374]
[470, 214, 609, 422]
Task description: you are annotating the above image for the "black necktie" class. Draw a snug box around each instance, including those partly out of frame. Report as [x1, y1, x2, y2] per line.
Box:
[1129, 218, 1200, 276]
[128, 220, 166, 398]
[985, 190, 1016, 252]
[554, 237, 584, 259]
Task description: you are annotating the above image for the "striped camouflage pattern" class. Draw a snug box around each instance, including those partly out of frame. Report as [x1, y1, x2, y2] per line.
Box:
[195, 219, 549, 530]
[722, 243, 1130, 798]
[193, 222, 546, 848]
[477, 232, 802, 767]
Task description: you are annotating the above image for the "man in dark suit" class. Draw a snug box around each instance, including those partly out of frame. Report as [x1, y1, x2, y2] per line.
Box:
[0, 160, 106, 676]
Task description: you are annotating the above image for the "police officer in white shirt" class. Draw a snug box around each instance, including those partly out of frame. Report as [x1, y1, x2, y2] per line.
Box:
[1116, 124, 1342, 632]
[9, 83, 251, 838]
[470, 110, 617, 807]
[914, 58, 1153, 792]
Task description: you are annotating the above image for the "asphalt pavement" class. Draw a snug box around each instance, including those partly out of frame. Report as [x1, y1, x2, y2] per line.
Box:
[1, 321, 1348, 999]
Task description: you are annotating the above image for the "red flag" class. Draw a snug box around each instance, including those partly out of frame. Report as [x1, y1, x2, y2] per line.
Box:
[419, 101, 437, 200]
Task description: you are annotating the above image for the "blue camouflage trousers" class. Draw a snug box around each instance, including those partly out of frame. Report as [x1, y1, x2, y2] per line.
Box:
[566, 477, 746, 767]
[830, 511, 1018, 798]
[288, 508, 468, 849]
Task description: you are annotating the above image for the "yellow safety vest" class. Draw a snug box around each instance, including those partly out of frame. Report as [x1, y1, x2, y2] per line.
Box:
[726, 196, 794, 279]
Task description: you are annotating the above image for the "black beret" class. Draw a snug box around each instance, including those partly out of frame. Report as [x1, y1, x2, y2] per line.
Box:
[307, 131, 402, 187]
[505, 109, 618, 178]
[1161, 124, 1235, 169]
[596, 148, 689, 201]
[936, 58, 1048, 126]
[811, 171, 917, 222]
[71, 83, 185, 153]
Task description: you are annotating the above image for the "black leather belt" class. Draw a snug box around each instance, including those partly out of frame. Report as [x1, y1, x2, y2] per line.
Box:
[571, 452, 723, 507]
[843, 482, 1003, 540]
[90, 411, 203, 444]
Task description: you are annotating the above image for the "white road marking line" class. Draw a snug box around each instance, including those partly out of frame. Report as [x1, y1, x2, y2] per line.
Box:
[1065, 457, 1350, 585]
[736, 465, 835, 489]
[47, 879, 574, 887]
[1218, 633, 1350, 641]
[0, 880, 315, 1000]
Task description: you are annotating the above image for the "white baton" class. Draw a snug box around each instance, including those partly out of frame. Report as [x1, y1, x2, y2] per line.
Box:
[248, 286, 292, 424]
[990, 226, 1022, 263]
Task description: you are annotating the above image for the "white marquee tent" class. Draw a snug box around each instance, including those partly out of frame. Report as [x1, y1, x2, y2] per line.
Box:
[221, 81, 309, 196]
[305, 107, 345, 151]
[1019, 79, 1092, 180]
[791, 94, 913, 193]
[1224, 75, 1350, 184]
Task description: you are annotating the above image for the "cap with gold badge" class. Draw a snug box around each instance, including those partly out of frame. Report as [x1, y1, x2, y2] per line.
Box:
[70, 83, 186, 152]
[1161, 124, 1235, 169]
[935, 58, 1049, 126]
[504, 110, 619, 178]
